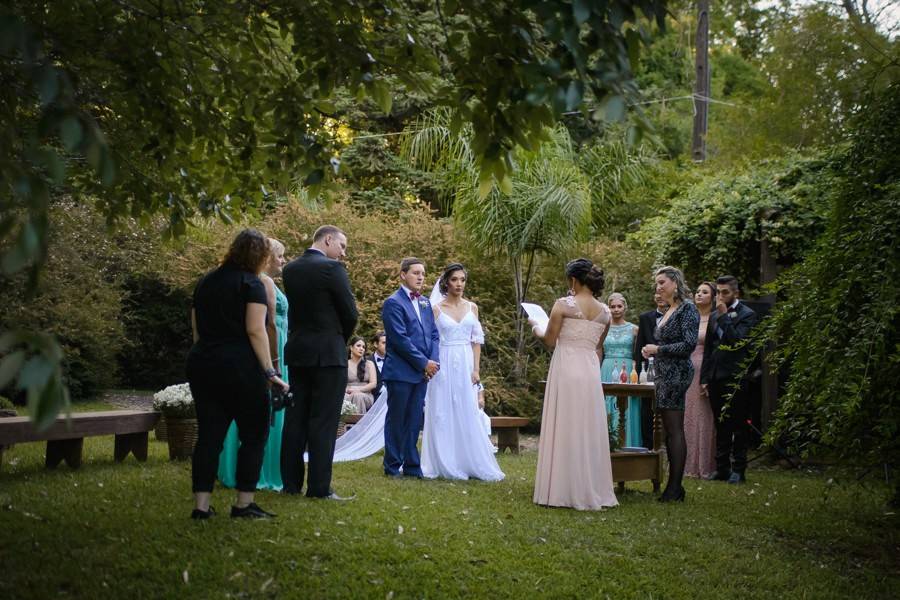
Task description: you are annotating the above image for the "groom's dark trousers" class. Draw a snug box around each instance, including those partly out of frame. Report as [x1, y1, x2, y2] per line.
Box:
[281, 249, 358, 497]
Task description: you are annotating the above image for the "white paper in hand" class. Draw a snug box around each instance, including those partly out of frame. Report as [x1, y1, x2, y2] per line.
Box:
[521, 302, 550, 331]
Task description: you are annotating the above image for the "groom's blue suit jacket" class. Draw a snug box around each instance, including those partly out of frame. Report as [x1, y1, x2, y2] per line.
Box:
[381, 288, 440, 384]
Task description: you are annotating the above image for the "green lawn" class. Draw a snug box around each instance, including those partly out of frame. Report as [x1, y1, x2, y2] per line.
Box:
[0, 436, 897, 599]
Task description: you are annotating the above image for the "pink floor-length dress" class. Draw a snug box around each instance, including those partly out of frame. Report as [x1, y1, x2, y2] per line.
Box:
[684, 315, 716, 477]
[534, 297, 618, 510]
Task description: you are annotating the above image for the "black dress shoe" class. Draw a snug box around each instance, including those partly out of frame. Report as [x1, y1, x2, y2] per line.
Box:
[319, 492, 356, 501]
[190, 506, 216, 520]
[231, 502, 276, 519]
[727, 471, 746, 484]
[658, 487, 686, 503]
[704, 470, 731, 481]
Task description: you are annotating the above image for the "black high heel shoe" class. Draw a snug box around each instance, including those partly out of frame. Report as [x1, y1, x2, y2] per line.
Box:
[657, 487, 686, 503]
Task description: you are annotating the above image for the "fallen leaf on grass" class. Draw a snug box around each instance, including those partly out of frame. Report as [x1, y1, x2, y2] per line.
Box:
[182, 570, 189, 584]
[397, 525, 404, 534]
[260, 578, 273, 592]
[229, 572, 244, 580]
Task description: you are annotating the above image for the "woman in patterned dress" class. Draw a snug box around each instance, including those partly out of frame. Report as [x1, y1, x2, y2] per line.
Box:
[641, 266, 699, 502]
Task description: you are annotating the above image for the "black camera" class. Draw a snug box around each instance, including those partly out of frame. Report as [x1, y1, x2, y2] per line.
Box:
[269, 387, 293, 425]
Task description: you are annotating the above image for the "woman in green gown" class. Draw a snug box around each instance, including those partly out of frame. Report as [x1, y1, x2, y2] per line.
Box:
[599, 293, 642, 448]
[218, 239, 289, 490]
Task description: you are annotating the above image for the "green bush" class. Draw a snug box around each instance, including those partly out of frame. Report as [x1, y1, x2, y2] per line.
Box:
[0, 203, 126, 400]
[634, 154, 833, 293]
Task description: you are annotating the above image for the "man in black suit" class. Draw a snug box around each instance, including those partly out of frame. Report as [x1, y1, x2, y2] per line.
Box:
[368, 331, 386, 399]
[281, 225, 358, 499]
[633, 293, 668, 448]
[700, 275, 758, 484]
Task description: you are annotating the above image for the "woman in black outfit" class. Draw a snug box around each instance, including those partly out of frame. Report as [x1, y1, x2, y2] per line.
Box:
[641, 265, 699, 502]
[187, 229, 289, 520]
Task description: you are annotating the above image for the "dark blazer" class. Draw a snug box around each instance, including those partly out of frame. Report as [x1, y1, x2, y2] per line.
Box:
[700, 301, 758, 384]
[381, 288, 440, 384]
[634, 309, 664, 374]
[282, 249, 358, 367]
[368, 355, 385, 398]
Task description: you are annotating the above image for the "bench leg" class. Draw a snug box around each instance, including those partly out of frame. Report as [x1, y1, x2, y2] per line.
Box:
[46, 438, 83, 469]
[115, 432, 149, 462]
[617, 481, 625, 493]
[496, 428, 520, 454]
[652, 478, 661, 493]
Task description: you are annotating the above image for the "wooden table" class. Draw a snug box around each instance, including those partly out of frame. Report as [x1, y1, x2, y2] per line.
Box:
[603, 383, 663, 492]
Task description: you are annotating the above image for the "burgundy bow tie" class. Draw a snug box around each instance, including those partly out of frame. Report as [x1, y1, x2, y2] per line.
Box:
[409, 291, 421, 300]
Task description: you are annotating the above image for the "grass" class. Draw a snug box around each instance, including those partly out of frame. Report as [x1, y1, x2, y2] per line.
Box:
[0, 435, 897, 599]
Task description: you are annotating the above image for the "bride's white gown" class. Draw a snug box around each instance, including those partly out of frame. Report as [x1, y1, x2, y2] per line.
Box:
[421, 303, 504, 481]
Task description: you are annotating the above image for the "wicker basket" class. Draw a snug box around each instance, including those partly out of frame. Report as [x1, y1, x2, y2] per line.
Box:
[166, 417, 198, 460]
[336, 421, 347, 438]
[155, 415, 168, 442]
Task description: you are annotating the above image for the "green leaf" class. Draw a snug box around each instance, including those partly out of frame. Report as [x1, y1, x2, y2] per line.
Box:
[603, 95, 626, 121]
[478, 171, 494, 200]
[38, 66, 59, 106]
[59, 116, 83, 151]
[31, 373, 69, 432]
[565, 80, 583, 111]
[573, 0, 591, 25]
[18, 355, 54, 390]
[499, 174, 513, 195]
[370, 81, 392, 114]
[0, 350, 26, 389]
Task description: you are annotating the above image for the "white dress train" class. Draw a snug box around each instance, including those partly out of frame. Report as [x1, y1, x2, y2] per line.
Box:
[302, 387, 388, 464]
[421, 304, 504, 481]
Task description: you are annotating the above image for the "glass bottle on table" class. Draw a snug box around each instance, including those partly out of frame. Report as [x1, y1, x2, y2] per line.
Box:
[639, 361, 649, 384]
[647, 357, 656, 383]
[619, 361, 628, 383]
[629, 363, 639, 384]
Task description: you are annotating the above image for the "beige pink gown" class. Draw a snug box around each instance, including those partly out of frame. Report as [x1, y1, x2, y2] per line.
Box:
[534, 297, 618, 510]
[684, 314, 716, 477]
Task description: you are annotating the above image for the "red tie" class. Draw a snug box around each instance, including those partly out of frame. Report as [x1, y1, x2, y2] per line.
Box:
[409, 291, 421, 300]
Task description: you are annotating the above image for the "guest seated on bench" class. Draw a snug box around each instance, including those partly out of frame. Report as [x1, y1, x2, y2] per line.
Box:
[345, 336, 377, 414]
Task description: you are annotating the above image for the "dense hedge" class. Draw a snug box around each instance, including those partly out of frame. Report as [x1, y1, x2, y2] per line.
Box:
[635, 154, 833, 292]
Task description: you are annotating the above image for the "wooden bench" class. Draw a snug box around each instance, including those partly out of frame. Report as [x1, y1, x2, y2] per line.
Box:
[0, 410, 160, 470]
[341, 414, 530, 454]
[490, 416, 530, 454]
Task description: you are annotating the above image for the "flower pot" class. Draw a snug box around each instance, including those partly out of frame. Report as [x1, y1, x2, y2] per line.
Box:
[155, 415, 168, 442]
[165, 417, 198, 460]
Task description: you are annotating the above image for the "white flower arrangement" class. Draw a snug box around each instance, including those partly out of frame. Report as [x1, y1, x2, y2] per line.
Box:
[153, 383, 196, 418]
[340, 397, 357, 417]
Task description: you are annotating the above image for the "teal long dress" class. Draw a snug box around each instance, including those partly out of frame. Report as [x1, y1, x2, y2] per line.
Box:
[599, 323, 642, 448]
[217, 284, 288, 490]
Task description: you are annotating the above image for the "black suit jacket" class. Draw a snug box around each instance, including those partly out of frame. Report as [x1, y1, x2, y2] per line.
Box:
[282, 249, 358, 368]
[633, 309, 664, 374]
[700, 302, 758, 384]
[369, 356, 384, 398]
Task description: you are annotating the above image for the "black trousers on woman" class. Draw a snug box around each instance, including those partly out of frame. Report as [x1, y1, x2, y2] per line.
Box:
[188, 350, 270, 493]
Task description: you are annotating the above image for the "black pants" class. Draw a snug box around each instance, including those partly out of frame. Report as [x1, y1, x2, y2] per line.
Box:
[708, 377, 752, 474]
[188, 353, 269, 493]
[280, 365, 346, 497]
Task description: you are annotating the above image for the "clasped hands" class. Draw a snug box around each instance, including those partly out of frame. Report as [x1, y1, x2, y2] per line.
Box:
[424, 360, 440, 380]
[641, 344, 659, 359]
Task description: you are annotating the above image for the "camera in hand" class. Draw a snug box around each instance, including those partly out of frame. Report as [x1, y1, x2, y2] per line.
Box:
[269, 387, 293, 426]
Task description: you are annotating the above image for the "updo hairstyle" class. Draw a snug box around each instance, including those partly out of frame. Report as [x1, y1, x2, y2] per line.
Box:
[565, 258, 605, 297]
[438, 263, 467, 295]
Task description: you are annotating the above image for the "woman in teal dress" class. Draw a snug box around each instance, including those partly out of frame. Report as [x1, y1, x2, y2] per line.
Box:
[599, 293, 642, 447]
[218, 239, 288, 490]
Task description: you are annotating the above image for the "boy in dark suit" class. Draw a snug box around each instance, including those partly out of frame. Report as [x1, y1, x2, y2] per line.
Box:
[381, 258, 440, 478]
[701, 275, 758, 483]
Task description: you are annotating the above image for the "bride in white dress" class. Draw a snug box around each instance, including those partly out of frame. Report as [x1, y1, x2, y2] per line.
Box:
[421, 264, 504, 481]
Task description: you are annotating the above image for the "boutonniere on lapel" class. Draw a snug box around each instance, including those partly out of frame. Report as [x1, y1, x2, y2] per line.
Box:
[419, 298, 430, 310]
[727, 311, 738, 319]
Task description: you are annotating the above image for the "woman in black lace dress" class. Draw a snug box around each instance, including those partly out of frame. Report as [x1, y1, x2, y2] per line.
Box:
[641, 266, 699, 502]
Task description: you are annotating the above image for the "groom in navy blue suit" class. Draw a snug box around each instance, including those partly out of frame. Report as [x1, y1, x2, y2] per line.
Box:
[381, 257, 440, 478]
